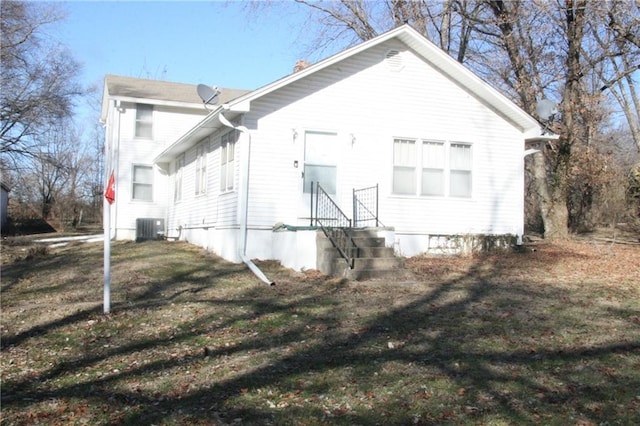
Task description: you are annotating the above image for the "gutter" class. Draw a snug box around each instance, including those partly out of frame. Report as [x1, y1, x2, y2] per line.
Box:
[218, 111, 275, 286]
[524, 130, 560, 143]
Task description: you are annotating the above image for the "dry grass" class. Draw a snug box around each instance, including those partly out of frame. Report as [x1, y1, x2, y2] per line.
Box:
[1, 236, 639, 425]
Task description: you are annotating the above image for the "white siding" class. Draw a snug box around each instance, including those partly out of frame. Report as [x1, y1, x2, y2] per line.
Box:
[166, 129, 240, 250]
[123, 37, 529, 264]
[105, 102, 207, 239]
[242, 39, 525, 257]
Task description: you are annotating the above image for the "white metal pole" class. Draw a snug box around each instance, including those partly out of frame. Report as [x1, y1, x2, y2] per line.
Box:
[103, 198, 111, 313]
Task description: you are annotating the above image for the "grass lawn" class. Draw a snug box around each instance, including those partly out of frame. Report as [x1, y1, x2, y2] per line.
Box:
[1, 236, 639, 425]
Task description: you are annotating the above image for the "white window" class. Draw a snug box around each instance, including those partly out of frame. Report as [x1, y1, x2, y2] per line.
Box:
[421, 141, 445, 196]
[392, 138, 472, 198]
[174, 155, 184, 202]
[392, 139, 416, 195]
[220, 130, 236, 192]
[135, 104, 153, 139]
[195, 143, 207, 195]
[132, 165, 153, 201]
[450, 143, 472, 197]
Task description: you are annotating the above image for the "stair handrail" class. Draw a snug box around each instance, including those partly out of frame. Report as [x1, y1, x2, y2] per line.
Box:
[353, 184, 384, 228]
[314, 182, 359, 269]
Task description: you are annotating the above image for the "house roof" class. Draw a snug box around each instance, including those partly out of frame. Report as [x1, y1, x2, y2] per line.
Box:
[100, 74, 251, 121]
[155, 24, 549, 163]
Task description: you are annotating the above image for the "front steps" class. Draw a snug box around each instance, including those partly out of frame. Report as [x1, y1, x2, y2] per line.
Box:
[317, 228, 410, 281]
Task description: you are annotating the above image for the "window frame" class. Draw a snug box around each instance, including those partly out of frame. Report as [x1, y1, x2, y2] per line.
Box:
[391, 138, 473, 198]
[132, 164, 153, 202]
[449, 142, 473, 198]
[392, 138, 417, 196]
[220, 130, 237, 192]
[135, 103, 154, 139]
[195, 142, 208, 196]
[174, 154, 184, 202]
[421, 140, 445, 196]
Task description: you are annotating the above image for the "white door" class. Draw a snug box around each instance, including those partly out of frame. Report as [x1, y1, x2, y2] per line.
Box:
[299, 131, 339, 223]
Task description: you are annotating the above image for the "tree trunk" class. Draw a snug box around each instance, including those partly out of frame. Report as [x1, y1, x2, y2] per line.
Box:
[531, 149, 570, 239]
[544, 190, 570, 239]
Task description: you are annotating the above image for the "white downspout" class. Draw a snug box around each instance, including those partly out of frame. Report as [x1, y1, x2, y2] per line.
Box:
[518, 148, 542, 245]
[219, 111, 275, 286]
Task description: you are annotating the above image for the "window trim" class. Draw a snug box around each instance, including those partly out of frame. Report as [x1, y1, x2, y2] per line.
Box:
[449, 142, 473, 198]
[195, 142, 208, 196]
[174, 154, 184, 202]
[392, 137, 473, 199]
[220, 130, 237, 192]
[421, 140, 445, 196]
[392, 138, 417, 195]
[134, 103, 154, 139]
[132, 164, 153, 202]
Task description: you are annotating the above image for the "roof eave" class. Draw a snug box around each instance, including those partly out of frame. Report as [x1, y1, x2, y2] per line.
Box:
[154, 101, 250, 164]
[153, 107, 223, 164]
[107, 95, 206, 110]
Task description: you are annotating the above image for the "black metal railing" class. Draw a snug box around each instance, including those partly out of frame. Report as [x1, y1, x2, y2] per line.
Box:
[353, 184, 383, 228]
[312, 182, 359, 269]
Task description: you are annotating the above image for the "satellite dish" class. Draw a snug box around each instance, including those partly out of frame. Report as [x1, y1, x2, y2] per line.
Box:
[536, 99, 558, 122]
[197, 84, 221, 108]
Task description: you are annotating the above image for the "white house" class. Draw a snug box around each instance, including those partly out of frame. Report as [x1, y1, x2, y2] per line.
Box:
[101, 25, 551, 281]
[100, 74, 249, 238]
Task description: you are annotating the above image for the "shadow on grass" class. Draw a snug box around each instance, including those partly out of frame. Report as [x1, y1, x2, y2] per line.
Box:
[2, 240, 639, 425]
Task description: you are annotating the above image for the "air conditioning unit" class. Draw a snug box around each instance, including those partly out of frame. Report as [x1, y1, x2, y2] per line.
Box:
[136, 218, 165, 242]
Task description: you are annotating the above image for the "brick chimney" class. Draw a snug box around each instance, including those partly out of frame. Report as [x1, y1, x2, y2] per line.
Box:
[293, 60, 311, 73]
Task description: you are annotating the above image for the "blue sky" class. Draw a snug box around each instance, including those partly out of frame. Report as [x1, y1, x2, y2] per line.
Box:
[55, 1, 323, 120]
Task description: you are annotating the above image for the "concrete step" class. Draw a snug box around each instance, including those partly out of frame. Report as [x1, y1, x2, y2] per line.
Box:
[332, 253, 412, 281]
[321, 245, 392, 258]
[317, 234, 385, 250]
[334, 256, 404, 271]
[355, 246, 395, 258]
[317, 228, 413, 281]
[351, 236, 386, 248]
[345, 267, 415, 281]
[345, 228, 383, 238]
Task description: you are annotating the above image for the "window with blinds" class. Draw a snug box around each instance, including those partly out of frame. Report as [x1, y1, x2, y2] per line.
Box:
[392, 138, 472, 198]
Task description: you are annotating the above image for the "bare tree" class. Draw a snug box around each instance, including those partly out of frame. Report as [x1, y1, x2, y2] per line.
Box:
[82, 116, 106, 226]
[0, 1, 83, 162]
[291, 0, 483, 60]
[0, 1, 102, 232]
[11, 120, 95, 229]
[593, 0, 640, 153]
[454, 0, 636, 235]
[32, 125, 74, 221]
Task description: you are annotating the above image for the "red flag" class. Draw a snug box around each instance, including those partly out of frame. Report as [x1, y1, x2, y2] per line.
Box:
[105, 171, 115, 205]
